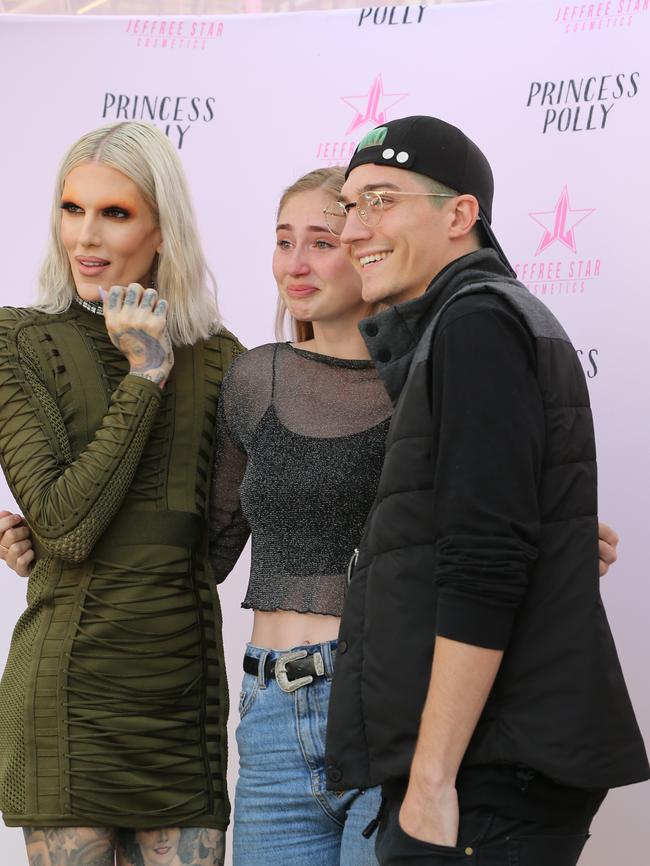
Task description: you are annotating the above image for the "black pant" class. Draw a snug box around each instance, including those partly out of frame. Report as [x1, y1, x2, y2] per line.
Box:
[375, 798, 591, 866]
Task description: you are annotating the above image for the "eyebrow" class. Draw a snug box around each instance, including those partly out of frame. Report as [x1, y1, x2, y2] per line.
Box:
[339, 182, 402, 202]
[362, 183, 402, 191]
[276, 223, 332, 233]
[60, 195, 136, 209]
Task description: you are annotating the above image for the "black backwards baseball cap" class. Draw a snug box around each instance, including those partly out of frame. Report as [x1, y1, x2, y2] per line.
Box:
[345, 115, 515, 276]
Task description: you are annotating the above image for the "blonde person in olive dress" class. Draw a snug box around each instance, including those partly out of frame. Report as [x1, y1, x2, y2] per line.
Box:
[0, 122, 241, 866]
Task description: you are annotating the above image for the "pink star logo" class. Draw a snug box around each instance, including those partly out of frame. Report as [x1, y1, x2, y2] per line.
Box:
[529, 186, 595, 256]
[341, 74, 408, 137]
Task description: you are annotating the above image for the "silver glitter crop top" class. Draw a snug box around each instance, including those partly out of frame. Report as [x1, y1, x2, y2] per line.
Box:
[208, 342, 392, 617]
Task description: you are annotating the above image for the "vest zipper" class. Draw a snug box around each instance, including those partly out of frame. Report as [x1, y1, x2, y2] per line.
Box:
[346, 548, 359, 590]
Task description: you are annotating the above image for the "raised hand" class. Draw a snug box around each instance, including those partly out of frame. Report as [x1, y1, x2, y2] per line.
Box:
[0, 511, 34, 577]
[103, 283, 174, 388]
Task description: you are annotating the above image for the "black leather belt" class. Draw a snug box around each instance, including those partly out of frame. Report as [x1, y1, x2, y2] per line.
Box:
[243, 649, 326, 693]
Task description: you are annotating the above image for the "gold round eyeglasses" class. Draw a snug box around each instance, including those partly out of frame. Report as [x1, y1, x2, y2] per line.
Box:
[323, 190, 456, 236]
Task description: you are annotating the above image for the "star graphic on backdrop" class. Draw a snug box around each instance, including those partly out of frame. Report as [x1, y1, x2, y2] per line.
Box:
[529, 186, 595, 256]
[341, 73, 408, 137]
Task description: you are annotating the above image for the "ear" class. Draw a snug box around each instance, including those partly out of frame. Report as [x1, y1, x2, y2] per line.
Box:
[448, 195, 480, 240]
[156, 238, 164, 255]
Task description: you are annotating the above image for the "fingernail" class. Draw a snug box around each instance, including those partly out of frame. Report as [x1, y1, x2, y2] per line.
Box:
[12, 514, 21, 522]
[98, 286, 107, 301]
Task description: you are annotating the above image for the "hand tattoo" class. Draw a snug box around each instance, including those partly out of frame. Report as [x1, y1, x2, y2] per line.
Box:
[112, 329, 167, 370]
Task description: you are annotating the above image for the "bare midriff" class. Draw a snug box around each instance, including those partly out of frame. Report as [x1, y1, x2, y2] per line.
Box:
[251, 609, 340, 652]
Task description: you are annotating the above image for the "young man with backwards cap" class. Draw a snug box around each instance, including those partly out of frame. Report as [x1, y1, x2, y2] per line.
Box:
[323, 116, 649, 865]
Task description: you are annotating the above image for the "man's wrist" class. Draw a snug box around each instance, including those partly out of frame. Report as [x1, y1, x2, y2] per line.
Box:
[409, 761, 457, 794]
[400, 775, 460, 847]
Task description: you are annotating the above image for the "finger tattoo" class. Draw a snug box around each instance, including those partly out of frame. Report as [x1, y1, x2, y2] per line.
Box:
[141, 290, 156, 309]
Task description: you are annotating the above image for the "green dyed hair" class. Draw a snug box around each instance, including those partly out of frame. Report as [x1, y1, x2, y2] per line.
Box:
[356, 126, 387, 150]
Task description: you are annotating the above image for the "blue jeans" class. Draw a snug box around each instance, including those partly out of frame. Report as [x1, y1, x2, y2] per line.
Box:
[233, 640, 381, 866]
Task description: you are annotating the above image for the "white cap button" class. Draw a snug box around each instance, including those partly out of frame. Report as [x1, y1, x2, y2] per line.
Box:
[396, 151, 409, 163]
[382, 148, 395, 159]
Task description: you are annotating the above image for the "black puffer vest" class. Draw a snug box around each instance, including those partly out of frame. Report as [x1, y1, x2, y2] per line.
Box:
[325, 250, 649, 792]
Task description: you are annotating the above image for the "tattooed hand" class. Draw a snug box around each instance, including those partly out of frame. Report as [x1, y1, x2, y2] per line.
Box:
[104, 283, 174, 388]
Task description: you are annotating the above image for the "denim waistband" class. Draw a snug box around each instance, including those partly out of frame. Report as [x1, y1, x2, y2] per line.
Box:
[244, 638, 338, 682]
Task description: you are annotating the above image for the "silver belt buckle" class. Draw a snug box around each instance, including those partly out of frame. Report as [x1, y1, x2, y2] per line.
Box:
[275, 649, 324, 693]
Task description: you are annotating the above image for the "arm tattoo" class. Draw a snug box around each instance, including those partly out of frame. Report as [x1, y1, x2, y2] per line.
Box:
[134, 369, 167, 385]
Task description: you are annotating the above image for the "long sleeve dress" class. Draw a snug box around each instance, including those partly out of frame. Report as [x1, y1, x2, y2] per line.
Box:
[0, 301, 243, 830]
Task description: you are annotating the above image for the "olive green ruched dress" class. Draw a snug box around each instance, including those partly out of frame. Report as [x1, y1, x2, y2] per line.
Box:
[0, 302, 242, 829]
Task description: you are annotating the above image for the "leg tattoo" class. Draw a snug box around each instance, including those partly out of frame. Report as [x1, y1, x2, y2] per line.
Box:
[23, 827, 116, 866]
[117, 827, 225, 866]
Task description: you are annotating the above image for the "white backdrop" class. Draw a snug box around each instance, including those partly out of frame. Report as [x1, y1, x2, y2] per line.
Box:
[0, 1, 648, 863]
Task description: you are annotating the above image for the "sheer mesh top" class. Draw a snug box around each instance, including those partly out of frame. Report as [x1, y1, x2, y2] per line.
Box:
[209, 342, 393, 616]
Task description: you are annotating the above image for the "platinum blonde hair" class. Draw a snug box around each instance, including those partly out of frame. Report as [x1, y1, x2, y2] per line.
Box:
[274, 166, 347, 343]
[38, 121, 221, 346]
